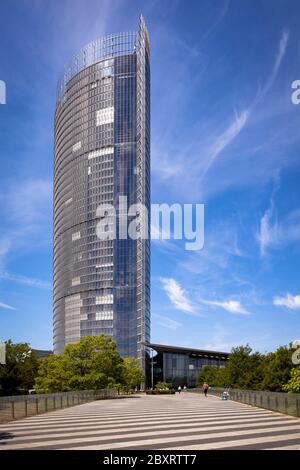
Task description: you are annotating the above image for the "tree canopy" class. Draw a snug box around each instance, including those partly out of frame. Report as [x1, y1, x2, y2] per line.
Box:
[196, 343, 298, 393]
[35, 335, 144, 393]
[282, 368, 300, 393]
[0, 340, 39, 395]
[259, 346, 294, 392]
[196, 365, 226, 388]
[122, 357, 145, 391]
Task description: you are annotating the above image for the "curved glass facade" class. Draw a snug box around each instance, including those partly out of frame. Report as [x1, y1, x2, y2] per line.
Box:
[53, 17, 150, 368]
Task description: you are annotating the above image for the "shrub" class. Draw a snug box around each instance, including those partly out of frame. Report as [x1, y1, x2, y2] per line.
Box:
[146, 389, 175, 395]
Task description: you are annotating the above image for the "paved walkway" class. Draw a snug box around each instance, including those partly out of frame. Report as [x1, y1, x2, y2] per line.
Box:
[0, 393, 300, 450]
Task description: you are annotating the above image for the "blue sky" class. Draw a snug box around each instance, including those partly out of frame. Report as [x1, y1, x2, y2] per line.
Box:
[0, 0, 300, 353]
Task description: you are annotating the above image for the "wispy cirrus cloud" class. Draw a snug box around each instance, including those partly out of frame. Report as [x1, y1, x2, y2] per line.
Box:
[200, 0, 231, 42]
[153, 313, 182, 331]
[160, 277, 198, 315]
[200, 29, 289, 181]
[199, 298, 249, 315]
[5, 179, 52, 225]
[258, 30, 289, 99]
[179, 219, 246, 289]
[0, 301, 15, 311]
[199, 110, 250, 180]
[152, 29, 290, 202]
[0, 178, 53, 268]
[0, 272, 52, 291]
[203, 323, 235, 352]
[273, 294, 300, 310]
[258, 199, 279, 257]
[258, 200, 300, 257]
[0, 238, 11, 271]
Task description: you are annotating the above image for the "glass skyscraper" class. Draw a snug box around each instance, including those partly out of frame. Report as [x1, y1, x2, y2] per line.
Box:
[53, 17, 150, 369]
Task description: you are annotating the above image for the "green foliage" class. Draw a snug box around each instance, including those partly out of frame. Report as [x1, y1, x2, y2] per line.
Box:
[259, 346, 294, 392]
[196, 365, 226, 388]
[122, 357, 144, 391]
[146, 389, 175, 395]
[35, 335, 124, 393]
[282, 368, 300, 393]
[35, 354, 69, 393]
[0, 340, 39, 395]
[196, 344, 296, 393]
[225, 345, 264, 390]
[155, 381, 172, 390]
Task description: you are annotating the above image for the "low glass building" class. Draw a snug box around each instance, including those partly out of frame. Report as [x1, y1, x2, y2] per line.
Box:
[147, 343, 229, 388]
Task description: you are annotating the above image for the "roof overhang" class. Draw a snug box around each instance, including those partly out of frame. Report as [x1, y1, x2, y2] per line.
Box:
[144, 342, 229, 359]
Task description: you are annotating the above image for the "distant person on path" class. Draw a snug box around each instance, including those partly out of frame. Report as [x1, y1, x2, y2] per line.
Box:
[178, 385, 181, 394]
[183, 385, 187, 392]
[203, 382, 209, 397]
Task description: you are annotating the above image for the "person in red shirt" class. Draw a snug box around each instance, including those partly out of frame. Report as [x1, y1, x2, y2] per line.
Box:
[203, 382, 209, 397]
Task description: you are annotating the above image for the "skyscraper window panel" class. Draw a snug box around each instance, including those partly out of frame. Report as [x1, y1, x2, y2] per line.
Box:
[71, 277, 81, 287]
[72, 141, 82, 152]
[71, 231, 81, 241]
[88, 147, 114, 159]
[96, 107, 114, 126]
[95, 311, 113, 321]
[95, 294, 113, 305]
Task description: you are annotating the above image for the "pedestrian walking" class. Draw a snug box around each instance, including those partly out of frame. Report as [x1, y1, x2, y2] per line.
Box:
[203, 382, 209, 397]
[183, 385, 187, 392]
[178, 385, 181, 394]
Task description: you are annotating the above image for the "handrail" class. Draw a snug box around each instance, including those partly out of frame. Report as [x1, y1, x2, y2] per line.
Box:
[0, 388, 116, 423]
[189, 387, 300, 417]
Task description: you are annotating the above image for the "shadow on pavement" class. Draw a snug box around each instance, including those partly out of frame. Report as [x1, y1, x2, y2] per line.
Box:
[0, 432, 14, 444]
[115, 395, 142, 399]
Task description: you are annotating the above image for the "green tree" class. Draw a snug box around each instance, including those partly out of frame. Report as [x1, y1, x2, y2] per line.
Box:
[282, 367, 300, 393]
[196, 366, 226, 387]
[225, 345, 264, 390]
[260, 346, 294, 392]
[34, 354, 69, 393]
[0, 340, 39, 395]
[196, 365, 226, 388]
[122, 357, 144, 392]
[35, 335, 124, 393]
[195, 343, 297, 393]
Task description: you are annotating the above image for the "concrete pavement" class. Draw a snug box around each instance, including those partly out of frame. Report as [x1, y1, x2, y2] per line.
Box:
[0, 392, 300, 450]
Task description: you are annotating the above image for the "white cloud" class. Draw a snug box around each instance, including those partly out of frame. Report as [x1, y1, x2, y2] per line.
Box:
[160, 277, 198, 315]
[258, 188, 300, 256]
[200, 0, 231, 42]
[258, 204, 279, 257]
[153, 313, 182, 331]
[0, 238, 11, 270]
[260, 31, 289, 98]
[152, 30, 290, 202]
[273, 294, 300, 310]
[203, 324, 235, 352]
[179, 219, 246, 291]
[6, 179, 52, 225]
[0, 301, 15, 311]
[199, 298, 249, 315]
[201, 29, 289, 181]
[0, 272, 52, 290]
[200, 110, 250, 180]
[0, 178, 53, 271]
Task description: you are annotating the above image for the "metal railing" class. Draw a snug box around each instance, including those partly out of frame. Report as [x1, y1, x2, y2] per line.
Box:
[191, 387, 300, 418]
[0, 389, 116, 423]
